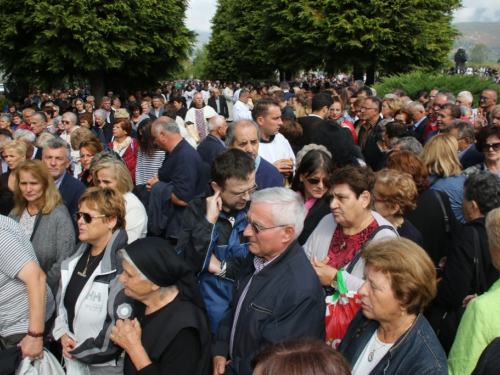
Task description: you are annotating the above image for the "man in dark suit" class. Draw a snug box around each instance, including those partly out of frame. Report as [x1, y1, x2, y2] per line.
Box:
[42, 137, 86, 237]
[207, 88, 229, 119]
[426, 103, 461, 143]
[407, 102, 429, 143]
[297, 93, 332, 148]
[446, 119, 484, 170]
[197, 116, 227, 172]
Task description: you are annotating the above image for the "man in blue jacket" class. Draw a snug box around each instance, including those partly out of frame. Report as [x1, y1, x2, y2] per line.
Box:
[177, 148, 255, 335]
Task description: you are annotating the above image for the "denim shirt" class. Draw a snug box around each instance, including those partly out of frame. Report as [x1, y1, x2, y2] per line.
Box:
[338, 311, 448, 375]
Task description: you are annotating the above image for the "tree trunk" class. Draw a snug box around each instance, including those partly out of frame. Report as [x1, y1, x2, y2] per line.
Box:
[365, 64, 375, 86]
[89, 70, 105, 101]
[353, 66, 364, 81]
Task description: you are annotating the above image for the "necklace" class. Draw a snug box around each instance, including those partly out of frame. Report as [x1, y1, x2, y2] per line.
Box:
[368, 335, 386, 362]
[339, 229, 348, 249]
[77, 249, 103, 277]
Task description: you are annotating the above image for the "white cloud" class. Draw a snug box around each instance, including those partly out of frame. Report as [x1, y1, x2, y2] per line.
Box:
[185, 0, 217, 33]
[453, 0, 500, 22]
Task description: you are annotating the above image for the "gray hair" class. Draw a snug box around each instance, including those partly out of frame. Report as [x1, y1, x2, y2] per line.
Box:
[62, 112, 77, 125]
[251, 187, 306, 240]
[226, 120, 260, 147]
[119, 249, 176, 297]
[43, 137, 71, 160]
[435, 91, 456, 104]
[32, 111, 47, 123]
[94, 109, 106, 120]
[279, 81, 290, 89]
[23, 108, 34, 115]
[239, 88, 250, 97]
[101, 96, 111, 103]
[446, 119, 475, 142]
[354, 80, 365, 89]
[207, 115, 226, 132]
[13, 129, 36, 145]
[153, 117, 180, 135]
[459, 106, 472, 117]
[406, 101, 425, 113]
[393, 136, 423, 155]
[464, 171, 500, 216]
[374, 119, 391, 140]
[0, 113, 12, 123]
[457, 91, 473, 105]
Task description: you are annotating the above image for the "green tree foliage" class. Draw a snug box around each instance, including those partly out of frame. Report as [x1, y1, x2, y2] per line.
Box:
[207, 0, 460, 84]
[373, 71, 500, 107]
[0, 0, 195, 97]
[192, 45, 210, 79]
[469, 44, 489, 64]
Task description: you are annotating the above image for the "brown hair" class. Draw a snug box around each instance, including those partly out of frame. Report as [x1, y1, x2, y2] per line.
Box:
[251, 337, 351, 375]
[113, 118, 132, 137]
[79, 112, 93, 126]
[329, 165, 375, 198]
[279, 117, 303, 145]
[70, 127, 94, 151]
[362, 238, 437, 314]
[80, 137, 104, 157]
[375, 169, 418, 216]
[387, 151, 430, 193]
[13, 160, 63, 215]
[78, 187, 126, 232]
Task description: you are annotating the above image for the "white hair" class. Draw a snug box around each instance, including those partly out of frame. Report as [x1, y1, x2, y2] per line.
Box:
[207, 115, 226, 131]
[251, 188, 306, 240]
[14, 129, 36, 145]
[457, 91, 473, 104]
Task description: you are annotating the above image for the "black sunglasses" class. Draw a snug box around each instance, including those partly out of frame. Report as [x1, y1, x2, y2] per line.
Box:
[305, 177, 326, 185]
[73, 212, 109, 224]
[482, 142, 500, 152]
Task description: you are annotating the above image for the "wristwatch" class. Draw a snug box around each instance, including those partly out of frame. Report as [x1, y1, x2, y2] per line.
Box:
[330, 278, 338, 289]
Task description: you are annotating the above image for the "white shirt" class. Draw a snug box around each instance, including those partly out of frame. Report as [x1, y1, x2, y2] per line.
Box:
[258, 132, 296, 167]
[352, 331, 393, 375]
[233, 100, 253, 121]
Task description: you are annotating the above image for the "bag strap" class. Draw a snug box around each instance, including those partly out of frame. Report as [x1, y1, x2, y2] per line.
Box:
[471, 227, 482, 295]
[433, 190, 451, 234]
[429, 176, 441, 187]
[345, 225, 398, 273]
[30, 213, 42, 242]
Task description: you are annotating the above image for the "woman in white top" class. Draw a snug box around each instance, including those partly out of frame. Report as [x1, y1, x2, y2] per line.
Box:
[93, 159, 147, 244]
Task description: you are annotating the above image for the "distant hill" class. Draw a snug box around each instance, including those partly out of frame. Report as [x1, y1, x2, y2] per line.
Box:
[453, 22, 500, 62]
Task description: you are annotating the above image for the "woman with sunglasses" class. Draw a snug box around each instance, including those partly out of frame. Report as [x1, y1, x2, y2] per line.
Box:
[8, 159, 74, 296]
[464, 125, 500, 178]
[291, 146, 334, 245]
[52, 187, 134, 375]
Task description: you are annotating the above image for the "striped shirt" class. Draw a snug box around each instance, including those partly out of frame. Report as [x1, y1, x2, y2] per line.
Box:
[135, 149, 166, 185]
[0, 215, 55, 337]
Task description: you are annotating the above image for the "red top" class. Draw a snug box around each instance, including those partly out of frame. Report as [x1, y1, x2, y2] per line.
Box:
[327, 220, 379, 270]
[108, 138, 139, 183]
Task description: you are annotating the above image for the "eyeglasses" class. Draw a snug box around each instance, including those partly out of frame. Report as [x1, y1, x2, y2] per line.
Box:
[361, 107, 377, 111]
[305, 177, 326, 185]
[245, 215, 288, 234]
[480, 96, 490, 101]
[481, 142, 500, 152]
[232, 184, 258, 199]
[73, 212, 110, 223]
[61, 120, 71, 124]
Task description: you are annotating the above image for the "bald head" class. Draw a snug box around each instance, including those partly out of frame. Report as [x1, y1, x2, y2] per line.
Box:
[480, 89, 498, 111]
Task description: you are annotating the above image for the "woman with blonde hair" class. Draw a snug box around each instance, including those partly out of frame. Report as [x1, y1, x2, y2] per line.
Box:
[373, 169, 423, 245]
[293, 93, 311, 118]
[1, 140, 27, 191]
[9, 159, 74, 294]
[422, 133, 466, 223]
[93, 158, 147, 243]
[382, 94, 403, 120]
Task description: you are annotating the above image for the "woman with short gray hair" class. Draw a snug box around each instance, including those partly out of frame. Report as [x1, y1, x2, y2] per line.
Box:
[429, 171, 500, 354]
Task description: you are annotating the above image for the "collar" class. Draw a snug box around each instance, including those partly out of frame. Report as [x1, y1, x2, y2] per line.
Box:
[458, 144, 474, 159]
[260, 134, 275, 144]
[255, 155, 261, 171]
[55, 171, 67, 188]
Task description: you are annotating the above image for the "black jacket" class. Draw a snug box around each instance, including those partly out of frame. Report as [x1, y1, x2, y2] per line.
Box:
[460, 145, 484, 170]
[298, 197, 330, 246]
[208, 96, 229, 118]
[213, 240, 325, 375]
[197, 134, 226, 167]
[297, 115, 325, 148]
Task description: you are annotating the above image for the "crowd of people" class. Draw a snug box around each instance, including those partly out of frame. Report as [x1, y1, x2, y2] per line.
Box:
[1, 78, 500, 375]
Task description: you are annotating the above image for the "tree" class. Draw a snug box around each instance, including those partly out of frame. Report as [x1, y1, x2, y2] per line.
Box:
[208, 0, 460, 84]
[0, 0, 195, 98]
[469, 44, 489, 64]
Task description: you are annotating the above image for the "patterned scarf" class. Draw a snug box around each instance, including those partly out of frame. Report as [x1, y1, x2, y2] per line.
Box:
[194, 108, 207, 140]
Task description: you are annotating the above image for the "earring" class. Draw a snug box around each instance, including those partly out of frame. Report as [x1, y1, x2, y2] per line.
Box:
[401, 309, 404, 316]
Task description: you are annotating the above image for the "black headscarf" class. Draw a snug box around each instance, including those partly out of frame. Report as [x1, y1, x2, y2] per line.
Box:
[124, 237, 206, 311]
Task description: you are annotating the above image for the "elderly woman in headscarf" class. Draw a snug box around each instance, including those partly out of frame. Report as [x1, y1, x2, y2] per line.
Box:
[110, 237, 211, 375]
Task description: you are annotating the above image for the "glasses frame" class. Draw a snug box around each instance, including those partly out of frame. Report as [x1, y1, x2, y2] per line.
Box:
[232, 184, 258, 200]
[305, 177, 326, 185]
[482, 142, 500, 152]
[73, 212, 110, 224]
[244, 215, 288, 234]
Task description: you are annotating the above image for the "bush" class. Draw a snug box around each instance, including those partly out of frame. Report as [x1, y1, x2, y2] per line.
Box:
[373, 71, 500, 107]
[0, 97, 9, 112]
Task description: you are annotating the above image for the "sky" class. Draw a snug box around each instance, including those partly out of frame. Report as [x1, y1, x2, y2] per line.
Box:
[185, 0, 500, 34]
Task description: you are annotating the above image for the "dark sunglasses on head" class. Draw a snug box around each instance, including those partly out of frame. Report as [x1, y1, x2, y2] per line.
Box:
[482, 143, 500, 152]
[73, 212, 109, 223]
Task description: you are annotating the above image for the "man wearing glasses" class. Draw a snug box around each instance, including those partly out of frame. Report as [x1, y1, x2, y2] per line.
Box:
[212, 188, 325, 375]
[357, 96, 382, 151]
[177, 148, 256, 336]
